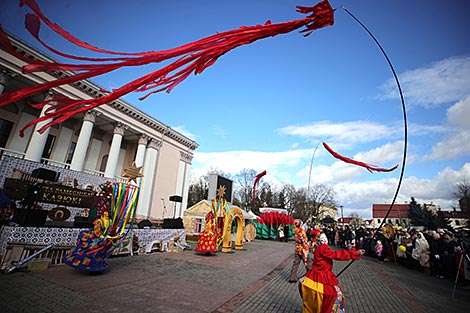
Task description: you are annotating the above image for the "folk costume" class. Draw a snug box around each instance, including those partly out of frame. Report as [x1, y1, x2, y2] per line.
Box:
[63, 182, 139, 272]
[289, 223, 310, 282]
[300, 233, 361, 313]
[194, 211, 218, 253]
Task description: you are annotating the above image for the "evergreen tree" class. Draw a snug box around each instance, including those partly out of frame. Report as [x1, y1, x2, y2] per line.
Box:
[435, 213, 453, 230]
[409, 197, 440, 229]
[409, 197, 425, 226]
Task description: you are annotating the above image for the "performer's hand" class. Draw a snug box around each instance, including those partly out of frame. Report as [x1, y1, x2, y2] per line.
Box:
[357, 249, 365, 256]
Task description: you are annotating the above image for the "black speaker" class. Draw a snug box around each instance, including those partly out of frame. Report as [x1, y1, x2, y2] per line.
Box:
[138, 219, 153, 228]
[73, 216, 94, 228]
[32, 168, 60, 182]
[11, 209, 48, 227]
[162, 218, 184, 229]
[169, 195, 183, 203]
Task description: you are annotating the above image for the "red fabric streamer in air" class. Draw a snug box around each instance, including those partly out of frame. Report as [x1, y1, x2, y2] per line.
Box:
[0, 0, 334, 136]
[322, 142, 399, 173]
[253, 170, 267, 204]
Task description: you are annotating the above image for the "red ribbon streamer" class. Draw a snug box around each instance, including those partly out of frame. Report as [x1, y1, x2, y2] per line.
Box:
[323, 142, 398, 173]
[0, 0, 334, 136]
[253, 170, 267, 204]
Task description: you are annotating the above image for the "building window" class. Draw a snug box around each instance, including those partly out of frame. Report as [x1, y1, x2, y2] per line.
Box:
[99, 155, 108, 172]
[194, 218, 203, 234]
[41, 135, 56, 159]
[395, 219, 399, 225]
[377, 219, 381, 224]
[0, 118, 13, 148]
[455, 220, 460, 226]
[66, 142, 76, 164]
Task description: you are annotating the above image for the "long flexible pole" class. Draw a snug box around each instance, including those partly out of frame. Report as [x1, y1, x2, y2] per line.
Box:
[336, 5, 408, 277]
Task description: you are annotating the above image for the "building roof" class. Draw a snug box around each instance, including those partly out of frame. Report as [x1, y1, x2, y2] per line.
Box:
[338, 217, 353, 224]
[437, 210, 470, 219]
[372, 204, 410, 218]
[3, 33, 199, 150]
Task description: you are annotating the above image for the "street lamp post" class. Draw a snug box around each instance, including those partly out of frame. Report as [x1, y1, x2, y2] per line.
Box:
[340, 205, 344, 227]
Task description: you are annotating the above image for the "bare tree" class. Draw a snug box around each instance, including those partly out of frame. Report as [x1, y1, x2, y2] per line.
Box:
[187, 176, 209, 208]
[291, 187, 308, 220]
[306, 184, 337, 222]
[453, 179, 470, 212]
[233, 168, 257, 212]
[349, 212, 364, 228]
[207, 167, 229, 178]
[452, 179, 470, 199]
[188, 168, 338, 222]
[280, 183, 297, 215]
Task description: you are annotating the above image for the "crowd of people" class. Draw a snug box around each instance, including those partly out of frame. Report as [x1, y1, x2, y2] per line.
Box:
[302, 221, 470, 289]
[288, 219, 470, 312]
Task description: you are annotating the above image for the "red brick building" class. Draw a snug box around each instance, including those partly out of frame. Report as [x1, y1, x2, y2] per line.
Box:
[372, 203, 410, 226]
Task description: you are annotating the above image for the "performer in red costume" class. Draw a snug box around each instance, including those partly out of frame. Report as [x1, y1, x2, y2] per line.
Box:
[300, 232, 365, 313]
[194, 211, 218, 254]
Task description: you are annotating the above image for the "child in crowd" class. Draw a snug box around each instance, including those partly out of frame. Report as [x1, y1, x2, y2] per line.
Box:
[375, 240, 384, 262]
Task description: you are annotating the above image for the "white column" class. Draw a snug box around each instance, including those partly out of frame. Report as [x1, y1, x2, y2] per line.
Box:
[24, 91, 55, 162]
[175, 152, 193, 218]
[104, 123, 126, 178]
[70, 110, 98, 171]
[136, 138, 161, 218]
[135, 134, 148, 168]
[181, 163, 192, 217]
[134, 134, 148, 186]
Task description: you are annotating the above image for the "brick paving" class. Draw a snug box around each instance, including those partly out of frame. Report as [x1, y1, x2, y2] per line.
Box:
[0, 240, 469, 312]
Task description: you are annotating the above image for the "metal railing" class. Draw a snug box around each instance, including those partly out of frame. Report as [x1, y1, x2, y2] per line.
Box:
[0, 147, 25, 159]
[0, 147, 127, 181]
[40, 158, 71, 169]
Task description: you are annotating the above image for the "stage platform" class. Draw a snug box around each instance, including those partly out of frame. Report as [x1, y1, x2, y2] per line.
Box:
[0, 226, 186, 270]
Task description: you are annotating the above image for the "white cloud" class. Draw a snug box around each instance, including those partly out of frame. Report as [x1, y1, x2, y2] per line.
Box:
[335, 163, 470, 218]
[190, 146, 469, 219]
[447, 96, 470, 129]
[334, 179, 400, 215]
[408, 123, 448, 136]
[276, 120, 399, 145]
[424, 129, 470, 160]
[294, 141, 405, 187]
[378, 56, 470, 107]
[191, 149, 313, 181]
[354, 141, 403, 165]
[424, 97, 470, 160]
[299, 163, 363, 186]
[191, 140, 405, 189]
[400, 163, 470, 206]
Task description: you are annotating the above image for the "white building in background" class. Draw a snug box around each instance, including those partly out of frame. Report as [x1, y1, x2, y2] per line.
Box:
[0, 33, 198, 221]
[259, 207, 288, 215]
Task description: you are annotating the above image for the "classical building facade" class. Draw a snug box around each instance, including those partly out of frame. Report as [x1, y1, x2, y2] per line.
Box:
[0, 34, 198, 221]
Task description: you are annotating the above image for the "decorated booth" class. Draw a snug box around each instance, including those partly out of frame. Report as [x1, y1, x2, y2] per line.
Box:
[0, 158, 187, 271]
[193, 186, 246, 254]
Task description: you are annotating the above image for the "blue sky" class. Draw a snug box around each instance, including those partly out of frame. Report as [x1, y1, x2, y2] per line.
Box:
[1, 0, 469, 218]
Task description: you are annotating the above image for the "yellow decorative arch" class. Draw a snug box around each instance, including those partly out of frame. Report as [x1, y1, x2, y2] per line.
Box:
[221, 207, 245, 253]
